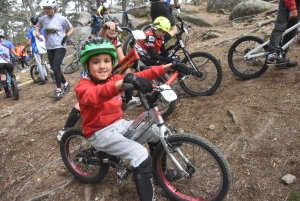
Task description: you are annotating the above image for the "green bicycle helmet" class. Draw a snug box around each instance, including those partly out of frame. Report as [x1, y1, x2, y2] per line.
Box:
[80, 37, 117, 70]
[153, 16, 171, 32]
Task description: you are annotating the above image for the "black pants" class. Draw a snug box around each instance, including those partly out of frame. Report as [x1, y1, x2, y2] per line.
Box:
[268, 0, 300, 55]
[20, 56, 29, 68]
[47, 48, 66, 89]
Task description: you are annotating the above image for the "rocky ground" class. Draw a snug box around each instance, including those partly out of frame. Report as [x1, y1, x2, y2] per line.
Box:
[1, 2, 300, 201]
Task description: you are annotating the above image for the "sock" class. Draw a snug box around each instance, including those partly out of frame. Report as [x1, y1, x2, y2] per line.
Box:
[64, 82, 68, 87]
[56, 88, 62, 92]
[64, 107, 81, 128]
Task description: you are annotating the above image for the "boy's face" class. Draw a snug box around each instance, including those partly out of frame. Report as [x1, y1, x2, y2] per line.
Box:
[154, 29, 167, 39]
[106, 28, 118, 39]
[87, 54, 113, 81]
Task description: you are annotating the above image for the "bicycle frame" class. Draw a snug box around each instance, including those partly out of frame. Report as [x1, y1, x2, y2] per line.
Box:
[121, 88, 191, 178]
[113, 47, 140, 74]
[244, 20, 300, 60]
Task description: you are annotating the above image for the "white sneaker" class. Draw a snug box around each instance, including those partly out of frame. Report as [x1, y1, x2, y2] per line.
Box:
[57, 128, 66, 141]
[126, 96, 141, 111]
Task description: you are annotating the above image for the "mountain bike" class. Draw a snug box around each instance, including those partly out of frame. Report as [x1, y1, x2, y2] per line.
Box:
[30, 59, 55, 83]
[60, 83, 231, 201]
[124, 15, 223, 97]
[227, 20, 300, 79]
[113, 26, 176, 118]
[122, 9, 134, 30]
[63, 42, 81, 74]
[0, 70, 19, 100]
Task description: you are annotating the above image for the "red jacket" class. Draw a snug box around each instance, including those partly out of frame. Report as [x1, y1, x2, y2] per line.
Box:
[75, 65, 166, 138]
[284, 0, 297, 11]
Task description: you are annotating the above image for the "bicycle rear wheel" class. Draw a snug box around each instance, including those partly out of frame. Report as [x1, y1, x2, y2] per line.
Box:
[30, 65, 41, 83]
[138, 74, 176, 119]
[63, 60, 80, 74]
[10, 77, 19, 100]
[228, 36, 269, 79]
[180, 52, 222, 96]
[60, 127, 109, 183]
[153, 134, 231, 201]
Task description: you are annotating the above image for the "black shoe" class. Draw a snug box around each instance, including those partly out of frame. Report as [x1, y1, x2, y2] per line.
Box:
[286, 61, 298, 67]
[5, 93, 12, 98]
[266, 53, 277, 66]
[52, 90, 63, 99]
[164, 169, 183, 181]
[275, 60, 297, 68]
[64, 83, 70, 94]
[38, 80, 47, 85]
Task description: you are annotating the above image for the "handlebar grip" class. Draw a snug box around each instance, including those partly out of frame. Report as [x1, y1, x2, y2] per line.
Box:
[121, 83, 136, 90]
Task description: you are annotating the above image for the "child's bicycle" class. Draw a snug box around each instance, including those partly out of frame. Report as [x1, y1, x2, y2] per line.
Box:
[30, 59, 56, 83]
[60, 83, 231, 201]
[0, 70, 19, 100]
[227, 20, 300, 79]
[123, 15, 222, 97]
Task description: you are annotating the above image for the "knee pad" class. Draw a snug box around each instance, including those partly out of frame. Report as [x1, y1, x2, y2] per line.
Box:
[133, 156, 156, 201]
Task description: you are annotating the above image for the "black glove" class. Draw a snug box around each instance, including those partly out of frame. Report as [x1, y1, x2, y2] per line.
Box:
[171, 62, 191, 75]
[123, 73, 153, 94]
[61, 35, 68, 45]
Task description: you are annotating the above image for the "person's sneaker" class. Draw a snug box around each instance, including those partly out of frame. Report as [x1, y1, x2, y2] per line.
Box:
[52, 89, 63, 100]
[64, 83, 70, 94]
[266, 53, 277, 65]
[5, 92, 12, 98]
[19, 69, 26, 73]
[164, 169, 183, 181]
[286, 61, 298, 67]
[57, 128, 66, 141]
[38, 80, 47, 85]
[126, 96, 141, 111]
[45, 76, 49, 81]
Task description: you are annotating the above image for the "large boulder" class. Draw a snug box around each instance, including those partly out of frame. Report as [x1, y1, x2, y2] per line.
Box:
[207, 0, 243, 12]
[69, 12, 91, 27]
[182, 15, 213, 27]
[69, 27, 91, 45]
[229, 0, 272, 20]
[129, 5, 150, 18]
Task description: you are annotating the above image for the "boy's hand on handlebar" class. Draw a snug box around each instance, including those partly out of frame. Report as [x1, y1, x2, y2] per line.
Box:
[171, 62, 191, 75]
[123, 73, 153, 94]
[289, 9, 298, 20]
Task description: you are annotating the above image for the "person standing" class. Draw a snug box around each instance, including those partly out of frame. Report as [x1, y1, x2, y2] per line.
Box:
[14, 43, 30, 70]
[24, 16, 48, 85]
[36, 0, 74, 100]
[150, 0, 179, 43]
[266, 0, 299, 67]
[0, 29, 20, 98]
[86, 5, 101, 39]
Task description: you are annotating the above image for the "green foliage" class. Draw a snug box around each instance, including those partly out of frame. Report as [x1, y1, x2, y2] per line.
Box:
[287, 191, 300, 201]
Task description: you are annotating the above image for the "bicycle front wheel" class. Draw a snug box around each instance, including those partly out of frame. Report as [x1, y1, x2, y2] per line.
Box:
[228, 36, 269, 79]
[30, 65, 41, 83]
[11, 78, 19, 100]
[153, 134, 231, 201]
[180, 52, 222, 96]
[138, 74, 176, 119]
[60, 127, 109, 183]
[63, 60, 80, 74]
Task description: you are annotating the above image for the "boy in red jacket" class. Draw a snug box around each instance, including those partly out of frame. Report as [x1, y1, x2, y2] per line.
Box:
[75, 37, 190, 201]
[267, 0, 299, 67]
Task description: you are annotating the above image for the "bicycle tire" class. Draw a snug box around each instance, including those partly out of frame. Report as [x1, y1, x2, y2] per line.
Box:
[63, 60, 80, 74]
[228, 36, 269, 79]
[30, 65, 41, 83]
[180, 52, 222, 96]
[11, 77, 19, 100]
[138, 74, 176, 119]
[152, 134, 231, 201]
[60, 127, 109, 184]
